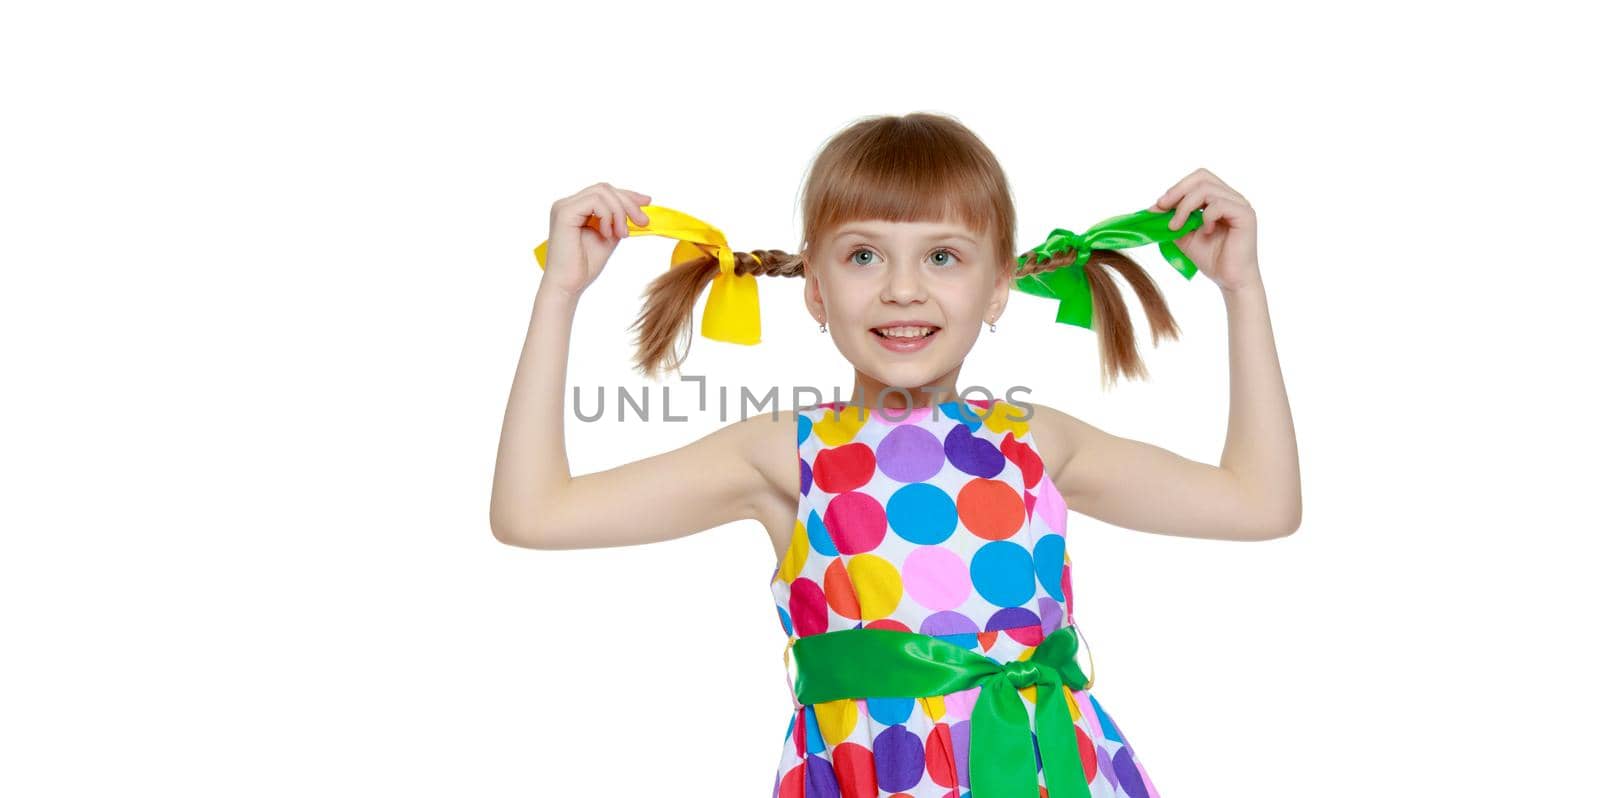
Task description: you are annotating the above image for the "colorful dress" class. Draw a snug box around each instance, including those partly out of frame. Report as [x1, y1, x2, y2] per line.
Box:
[769, 398, 1160, 798]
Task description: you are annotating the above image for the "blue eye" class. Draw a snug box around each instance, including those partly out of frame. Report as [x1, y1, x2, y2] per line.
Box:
[846, 246, 961, 267]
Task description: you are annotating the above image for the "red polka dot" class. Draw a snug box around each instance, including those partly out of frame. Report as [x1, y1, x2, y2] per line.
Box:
[824, 558, 862, 620]
[1004, 625, 1044, 646]
[926, 723, 957, 788]
[813, 442, 877, 493]
[865, 618, 912, 633]
[957, 479, 1025, 540]
[1076, 725, 1097, 782]
[825, 491, 887, 554]
[832, 741, 879, 798]
[789, 577, 828, 636]
[1001, 434, 1044, 489]
[778, 761, 806, 798]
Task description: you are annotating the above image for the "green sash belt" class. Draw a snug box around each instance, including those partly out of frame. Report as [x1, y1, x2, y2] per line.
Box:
[790, 626, 1094, 798]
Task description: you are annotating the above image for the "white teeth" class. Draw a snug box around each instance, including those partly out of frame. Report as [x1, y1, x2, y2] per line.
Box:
[876, 326, 936, 339]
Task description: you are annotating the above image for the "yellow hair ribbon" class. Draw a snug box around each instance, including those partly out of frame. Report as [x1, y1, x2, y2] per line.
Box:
[532, 204, 761, 345]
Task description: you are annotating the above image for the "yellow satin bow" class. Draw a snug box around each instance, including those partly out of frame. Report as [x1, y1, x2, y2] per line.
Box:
[532, 204, 762, 345]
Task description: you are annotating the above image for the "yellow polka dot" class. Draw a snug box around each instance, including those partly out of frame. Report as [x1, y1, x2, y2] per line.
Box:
[920, 694, 946, 721]
[814, 405, 870, 446]
[845, 553, 903, 620]
[982, 400, 1030, 438]
[1065, 687, 1082, 721]
[778, 520, 807, 582]
[815, 697, 859, 746]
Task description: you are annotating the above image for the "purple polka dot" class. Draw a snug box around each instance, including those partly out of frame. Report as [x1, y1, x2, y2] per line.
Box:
[944, 424, 1005, 478]
[985, 605, 1040, 632]
[950, 719, 972, 788]
[1113, 745, 1150, 798]
[804, 751, 841, 798]
[1097, 746, 1117, 791]
[871, 725, 925, 793]
[920, 610, 979, 637]
[800, 456, 812, 496]
[877, 425, 944, 483]
[1037, 596, 1063, 633]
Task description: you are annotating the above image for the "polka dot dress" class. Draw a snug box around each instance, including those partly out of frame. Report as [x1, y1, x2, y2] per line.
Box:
[769, 398, 1160, 798]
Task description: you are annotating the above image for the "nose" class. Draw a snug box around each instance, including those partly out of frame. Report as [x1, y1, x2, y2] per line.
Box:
[880, 259, 928, 304]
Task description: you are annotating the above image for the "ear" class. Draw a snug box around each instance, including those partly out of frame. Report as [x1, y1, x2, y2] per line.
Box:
[803, 253, 827, 323]
[988, 260, 1012, 322]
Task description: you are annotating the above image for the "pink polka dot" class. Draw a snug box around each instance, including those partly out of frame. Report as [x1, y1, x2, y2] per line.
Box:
[1036, 477, 1067, 534]
[941, 686, 981, 721]
[824, 491, 887, 554]
[788, 577, 828, 636]
[902, 546, 971, 611]
[876, 405, 932, 425]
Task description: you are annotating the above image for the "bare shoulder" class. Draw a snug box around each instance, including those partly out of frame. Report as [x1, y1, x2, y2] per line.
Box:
[728, 407, 803, 553]
[1017, 399, 1082, 485]
[730, 407, 801, 492]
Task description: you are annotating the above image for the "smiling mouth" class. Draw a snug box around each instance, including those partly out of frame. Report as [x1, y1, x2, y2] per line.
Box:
[871, 325, 941, 339]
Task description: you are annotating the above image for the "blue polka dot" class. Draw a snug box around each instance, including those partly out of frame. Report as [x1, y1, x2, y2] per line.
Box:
[804, 705, 828, 754]
[806, 509, 838, 556]
[938, 400, 984, 432]
[776, 605, 793, 636]
[970, 540, 1036, 607]
[1091, 694, 1125, 743]
[797, 413, 812, 444]
[866, 695, 915, 725]
[1033, 533, 1065, 601]
[886, 483, 958, 544]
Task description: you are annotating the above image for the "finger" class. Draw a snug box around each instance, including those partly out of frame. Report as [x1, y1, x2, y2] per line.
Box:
[1204, 170, 1243, 200]
[1150, 177, 1188, 211]
[619, 190, 653, 227]
[1170, 187, 1212, 231]
[592, 187, 629, 240]
[1152, 169, 1209, 213]
[1199, 197, 1250, 235]
[556, 193, 608, 235]
[600, 185, 641, 237]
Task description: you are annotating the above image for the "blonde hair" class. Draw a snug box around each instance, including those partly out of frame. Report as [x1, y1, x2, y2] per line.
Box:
[630, 112, 1180, 388]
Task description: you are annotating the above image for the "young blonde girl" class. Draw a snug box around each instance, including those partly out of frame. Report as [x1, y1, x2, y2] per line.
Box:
[492, 112, 1300, 798]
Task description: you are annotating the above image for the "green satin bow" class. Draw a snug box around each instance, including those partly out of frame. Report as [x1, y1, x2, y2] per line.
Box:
[790, 625, 1094, 798]
[1014, 207, 1204, 330]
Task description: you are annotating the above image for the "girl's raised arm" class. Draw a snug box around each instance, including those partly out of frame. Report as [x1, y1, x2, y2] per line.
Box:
[488, 183, 779, 550]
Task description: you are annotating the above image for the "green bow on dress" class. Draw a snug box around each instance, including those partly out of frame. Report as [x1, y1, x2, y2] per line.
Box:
[1014, 207, 1203, 329]
[791, 625, 1095, 798]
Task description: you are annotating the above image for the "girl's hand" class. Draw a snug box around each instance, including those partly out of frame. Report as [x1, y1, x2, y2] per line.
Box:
[1147, 168, 1260, 293]
[540, 182, 653, 299]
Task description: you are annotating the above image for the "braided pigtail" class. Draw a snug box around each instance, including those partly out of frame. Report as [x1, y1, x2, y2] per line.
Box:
[1015, 246, 1182, 390]
[629, 248, 806, 378]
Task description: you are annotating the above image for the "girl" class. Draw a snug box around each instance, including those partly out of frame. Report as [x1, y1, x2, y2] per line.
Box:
[492, 112, 1301, 798]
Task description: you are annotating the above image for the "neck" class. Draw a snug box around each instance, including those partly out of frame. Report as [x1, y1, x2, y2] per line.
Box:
[847, 366, 966, 410]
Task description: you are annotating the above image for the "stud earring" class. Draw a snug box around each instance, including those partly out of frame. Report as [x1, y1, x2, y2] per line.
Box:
[988, 318, 997, 333]
[818, 321, 828, 333]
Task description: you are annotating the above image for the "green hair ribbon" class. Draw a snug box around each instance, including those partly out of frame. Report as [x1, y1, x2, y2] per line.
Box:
[1013, 207, 1203, 329]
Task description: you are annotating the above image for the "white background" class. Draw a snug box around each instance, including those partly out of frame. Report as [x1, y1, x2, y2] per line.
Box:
[3, 1, 1596, 795]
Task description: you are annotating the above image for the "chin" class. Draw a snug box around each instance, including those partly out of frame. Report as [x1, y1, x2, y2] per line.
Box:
[869, 362, 950, 392]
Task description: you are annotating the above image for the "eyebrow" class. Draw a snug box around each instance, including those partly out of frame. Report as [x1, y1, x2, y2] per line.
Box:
[834, 227, 979, 247]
